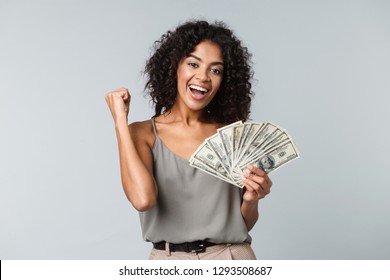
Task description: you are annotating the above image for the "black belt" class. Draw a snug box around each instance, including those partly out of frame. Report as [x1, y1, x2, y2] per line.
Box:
[153, 240, 217, 253]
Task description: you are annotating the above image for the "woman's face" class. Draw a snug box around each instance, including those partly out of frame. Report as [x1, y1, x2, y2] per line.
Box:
[175, 40, 224, 113]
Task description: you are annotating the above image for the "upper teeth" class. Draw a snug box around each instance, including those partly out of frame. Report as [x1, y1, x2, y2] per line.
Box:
[189, 85, 208, 93]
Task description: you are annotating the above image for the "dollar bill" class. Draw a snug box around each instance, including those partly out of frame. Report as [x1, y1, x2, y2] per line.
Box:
[190, 157, 237, 186]
[235, 139, 300, 177]
[234, 122, 281, 166]
[238, 130, 291, 168]
[217, 121, 242, 170]
[233, 122, 264, 165]
[234, 123, 252, 163]
[189, 121, 300, 188]
[206, 133, 232, 174]
[231, 124, 244, 165]
[189, 141, 235, 182]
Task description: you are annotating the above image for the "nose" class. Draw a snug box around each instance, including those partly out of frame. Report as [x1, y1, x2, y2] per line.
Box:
[196, 67, 211, 82]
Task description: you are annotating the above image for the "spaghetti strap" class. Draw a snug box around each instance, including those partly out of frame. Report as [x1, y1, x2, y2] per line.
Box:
[151, 117, 159, 138]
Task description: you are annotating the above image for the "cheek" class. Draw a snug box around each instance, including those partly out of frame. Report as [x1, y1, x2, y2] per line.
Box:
[177, 73, 187, 87]
[177, 64, 188, 77]
[212, 77, 223, 90]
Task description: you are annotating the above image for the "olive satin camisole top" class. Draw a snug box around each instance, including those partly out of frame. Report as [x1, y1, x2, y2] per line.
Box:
[139, 118, 251, 244]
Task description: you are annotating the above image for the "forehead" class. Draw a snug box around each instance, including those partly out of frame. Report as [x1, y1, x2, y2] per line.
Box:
[190, 40, 223, 62]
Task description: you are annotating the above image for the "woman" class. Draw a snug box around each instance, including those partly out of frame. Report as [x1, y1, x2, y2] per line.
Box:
[105, 20, 272, 260]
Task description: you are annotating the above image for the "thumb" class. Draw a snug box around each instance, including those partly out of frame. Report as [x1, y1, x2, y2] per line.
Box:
[123, 91, 131, 107]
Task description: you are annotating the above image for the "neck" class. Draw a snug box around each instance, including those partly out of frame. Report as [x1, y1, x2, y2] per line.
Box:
[162, 103, 208, 126]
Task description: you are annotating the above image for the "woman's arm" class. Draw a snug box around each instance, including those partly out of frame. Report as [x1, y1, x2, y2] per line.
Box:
[105, 88, 157, 212]
[240, 164, 272, 231]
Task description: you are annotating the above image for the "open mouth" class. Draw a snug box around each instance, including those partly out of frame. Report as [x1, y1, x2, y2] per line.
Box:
[189, 85, 209, 95]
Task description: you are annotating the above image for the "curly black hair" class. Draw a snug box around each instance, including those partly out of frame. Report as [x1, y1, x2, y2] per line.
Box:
[144, 20, 254, 123]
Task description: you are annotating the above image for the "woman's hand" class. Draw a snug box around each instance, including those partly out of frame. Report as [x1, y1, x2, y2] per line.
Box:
[241, 164, 272, 203]
[105, 88, 131, 122]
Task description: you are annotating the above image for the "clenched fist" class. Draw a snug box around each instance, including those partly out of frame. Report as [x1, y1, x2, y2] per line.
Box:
[105, 88, 131, 122]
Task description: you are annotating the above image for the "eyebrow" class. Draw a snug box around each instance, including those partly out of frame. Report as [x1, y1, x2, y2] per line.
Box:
[188, 54, 224, 66]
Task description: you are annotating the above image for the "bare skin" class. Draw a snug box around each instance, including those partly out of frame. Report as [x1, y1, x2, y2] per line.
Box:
[105, 40, 272, 230]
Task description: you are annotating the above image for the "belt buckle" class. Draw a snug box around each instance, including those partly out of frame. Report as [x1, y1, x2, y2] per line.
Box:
[190, 242, 206, 253]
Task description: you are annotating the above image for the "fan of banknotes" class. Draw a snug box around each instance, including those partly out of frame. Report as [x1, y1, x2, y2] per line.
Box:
[189, 121, 300, 188]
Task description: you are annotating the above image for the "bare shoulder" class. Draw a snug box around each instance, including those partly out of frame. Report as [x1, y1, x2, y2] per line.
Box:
[128, 119, 155, 148]
[128, 119, 153, 131]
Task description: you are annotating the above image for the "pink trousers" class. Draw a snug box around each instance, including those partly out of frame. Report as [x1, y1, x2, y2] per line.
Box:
[149, 243, 256, 260]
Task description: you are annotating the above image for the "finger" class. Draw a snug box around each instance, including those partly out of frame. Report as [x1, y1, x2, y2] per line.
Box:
[242, 174, 262, 192]
[247, 164, 272, 186]
[243, 171, 267, 188]
[105, 89, 131, 118]
[242, 188, 261, 202]
[242, 178, 257, 193]
[247, 164, 266, 176]
[106, 89, 131, 106]
[243, 172, 271, 195]
[243, 183, 265, 200]
[117, 90, 131, 108]
[121, 90, 130, 101]
[106, 88, 128, 97]
[123, 93, 131, 106]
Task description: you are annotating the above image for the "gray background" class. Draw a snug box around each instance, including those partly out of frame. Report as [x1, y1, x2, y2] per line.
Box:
[1, 0, 389, 259]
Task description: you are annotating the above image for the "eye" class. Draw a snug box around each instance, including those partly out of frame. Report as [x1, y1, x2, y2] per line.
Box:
[188, 62, 198, 68]
[211, 68, 223, 75]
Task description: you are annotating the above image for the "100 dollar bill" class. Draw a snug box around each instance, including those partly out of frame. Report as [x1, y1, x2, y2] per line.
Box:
[189, 121, 300, 188]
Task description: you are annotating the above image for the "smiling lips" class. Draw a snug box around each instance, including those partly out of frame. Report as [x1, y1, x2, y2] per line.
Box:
[189, 84, 209, 100]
